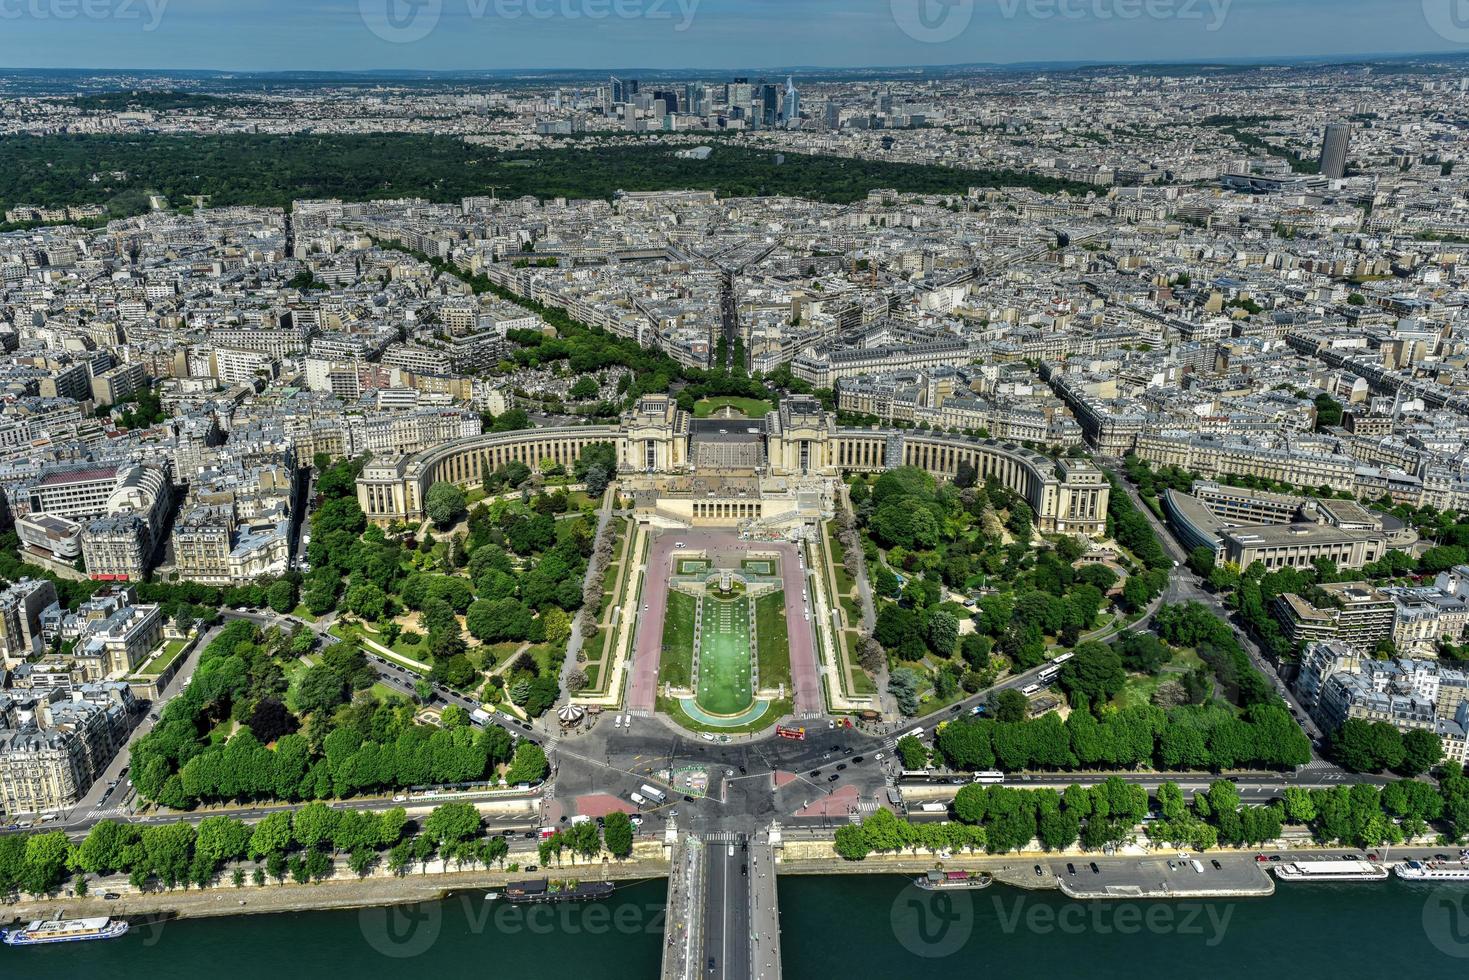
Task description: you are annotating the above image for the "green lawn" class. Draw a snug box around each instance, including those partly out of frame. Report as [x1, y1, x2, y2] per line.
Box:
[754, 591, 792, 692]
[139, 638, 190, 676]
[692, 396, 774, 419]
[1111, 647, 1206, 710]
[659, 590, 698, 689]
[696, 595, 754, 716]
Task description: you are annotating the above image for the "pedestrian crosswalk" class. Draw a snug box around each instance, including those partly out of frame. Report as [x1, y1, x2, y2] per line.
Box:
[705, 831, 743, 843]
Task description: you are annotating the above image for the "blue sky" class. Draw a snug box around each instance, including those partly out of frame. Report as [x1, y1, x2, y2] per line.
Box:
[0, 0, 1460, 71]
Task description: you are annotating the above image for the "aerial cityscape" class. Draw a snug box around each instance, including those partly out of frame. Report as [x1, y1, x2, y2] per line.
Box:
[3, 0, 1469, 976]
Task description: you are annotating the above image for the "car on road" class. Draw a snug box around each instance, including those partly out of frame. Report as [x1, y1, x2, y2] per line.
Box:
[1255, 854, 1269, 862]
[842, 747, 853, 755]
[1089, 862, 1100, 874]
[1066, 863, 1076, 876]
[1268, 855, 1281, 862]
[684, 796, 695, 803]
[836, 763, 847, 771]
[701, 733, 716, 742]
[103, 892, 121, 900]
[949, 705, 963, 713]
[526, 865, 538, 872]
[1034, 864, 1044, 877]
[852, 756, 863, 763]
[809, 770, 821, 777]
[523, 831, 536, 839]
[1211, 859, 1222, 870]
[827, 774, 840, 782]
[707, 958, 715, 972]
[738, 766, 747, 775]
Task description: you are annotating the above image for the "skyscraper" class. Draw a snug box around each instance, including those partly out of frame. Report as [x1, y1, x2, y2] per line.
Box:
[1319, 122, 1350, 180]
[784, 77, 800, 124]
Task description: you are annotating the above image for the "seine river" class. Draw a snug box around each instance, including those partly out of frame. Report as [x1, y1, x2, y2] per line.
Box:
[8, 876, 1469, 978]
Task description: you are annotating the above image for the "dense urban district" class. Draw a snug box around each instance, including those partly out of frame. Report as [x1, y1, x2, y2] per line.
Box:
[2, 60, 1469, 969]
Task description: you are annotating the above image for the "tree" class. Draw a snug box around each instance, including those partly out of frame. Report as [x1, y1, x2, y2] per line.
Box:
[249, 811, 294, 858]
[888, 668, 921, 717]
[267, 579, 298, 615]
[506, 741, 549, 784]
[246, 697, 296, 744]
[925, 610, 960, 657]
[1313, 393, 1344, 430]
[992, 688, 1029, 724]
[425, 482, 468, 528]
[296, 663, 350, 717]
[896, 735, 928, 770]
[1187, 545, 1216, 578]
[467, 598, 534, 643]
[1398, 729, 1444, 777]
[20, 832, 72, 894]
[1331, 719, 1404, 773]
[425, 803, 482, 845]
[834, 824, 871, 860]
[344, 584, 388, 622]
[603, 811, 634, 858]
[1058, 642, 1125, 705]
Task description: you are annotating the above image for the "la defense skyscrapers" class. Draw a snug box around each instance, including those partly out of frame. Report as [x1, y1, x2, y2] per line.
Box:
[1319, 121, 1351, 179]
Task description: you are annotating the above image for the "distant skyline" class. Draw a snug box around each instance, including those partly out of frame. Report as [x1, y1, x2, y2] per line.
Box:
[0, 0, 1464, 73]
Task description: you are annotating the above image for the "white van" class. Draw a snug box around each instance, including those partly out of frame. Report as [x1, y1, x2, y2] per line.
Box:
[630, 792, 649, 807]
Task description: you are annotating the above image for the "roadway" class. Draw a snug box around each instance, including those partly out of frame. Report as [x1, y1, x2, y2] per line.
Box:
[702, 836, 749, 980]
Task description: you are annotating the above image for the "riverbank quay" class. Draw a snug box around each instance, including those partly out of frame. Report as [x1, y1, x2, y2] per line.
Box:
[4, 838, 1454, 926]
[1, 848, 672, 926]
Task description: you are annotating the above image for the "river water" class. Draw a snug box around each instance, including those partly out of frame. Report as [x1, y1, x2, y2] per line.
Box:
[8, 875, 1469, 978]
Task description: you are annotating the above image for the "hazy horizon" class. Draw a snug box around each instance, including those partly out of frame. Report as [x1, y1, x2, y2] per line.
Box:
[0, 0, 1462, 74]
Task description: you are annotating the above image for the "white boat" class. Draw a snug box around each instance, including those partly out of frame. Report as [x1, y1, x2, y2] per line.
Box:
[1, 916, 129, 946]
[1395, 860, 1469, 881]
[1273, 860, 1389, 882]
[484, 891, 502, 901]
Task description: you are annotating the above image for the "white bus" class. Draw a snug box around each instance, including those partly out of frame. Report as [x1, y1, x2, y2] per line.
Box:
[1021, 683, 1042, 696]
[972, 770, 1005, 784]
[903, 727, 925, 741]
[640, 784, 668, 804]
[1049, 652, 1075, 668]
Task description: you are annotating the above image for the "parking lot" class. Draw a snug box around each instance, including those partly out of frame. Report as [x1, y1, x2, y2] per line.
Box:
[1048, 854, 1274, 899]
